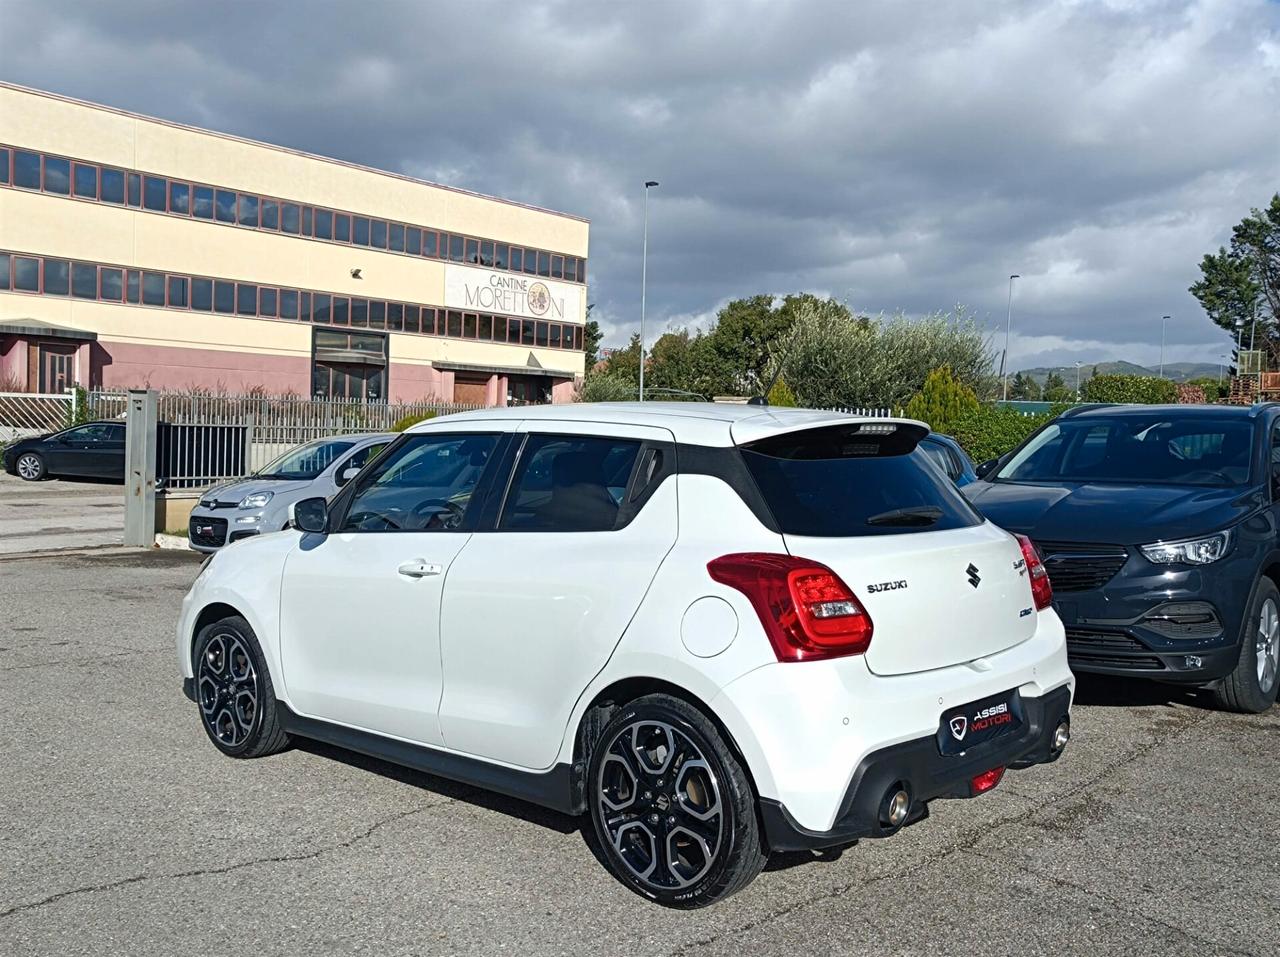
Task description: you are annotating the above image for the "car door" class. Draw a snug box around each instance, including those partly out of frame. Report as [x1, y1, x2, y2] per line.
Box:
[45, 424, 109, 476]
[92, 423, 126, 479]
[277, 425, 513, 745]
[438, 421, 678, 769]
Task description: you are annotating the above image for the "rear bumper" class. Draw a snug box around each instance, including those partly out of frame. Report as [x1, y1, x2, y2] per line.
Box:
[759, 685, 1072, 851]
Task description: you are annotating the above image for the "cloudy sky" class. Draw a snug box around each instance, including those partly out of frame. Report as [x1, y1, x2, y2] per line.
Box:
[4, 0, 1278, 371]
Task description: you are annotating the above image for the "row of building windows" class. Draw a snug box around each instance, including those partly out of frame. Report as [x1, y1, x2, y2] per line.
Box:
[0, 251, 585, 351]
[0, 145, 587, 284]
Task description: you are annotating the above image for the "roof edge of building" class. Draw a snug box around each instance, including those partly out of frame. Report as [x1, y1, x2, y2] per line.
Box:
[0, 81, 591, 226]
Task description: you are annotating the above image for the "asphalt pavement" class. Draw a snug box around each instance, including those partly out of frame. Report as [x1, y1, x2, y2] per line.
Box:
[0, 472, 124, 555]
[0, 549, 1277, 956]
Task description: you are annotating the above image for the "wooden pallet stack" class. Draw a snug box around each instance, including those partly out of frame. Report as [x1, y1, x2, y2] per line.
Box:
[1228, 375, 1259, 405]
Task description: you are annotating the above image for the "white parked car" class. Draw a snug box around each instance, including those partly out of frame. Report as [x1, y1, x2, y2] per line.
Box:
[177, 403, 1073, 907]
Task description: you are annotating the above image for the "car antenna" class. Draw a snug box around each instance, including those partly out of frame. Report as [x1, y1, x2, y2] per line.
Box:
[749, 343, 791, 406]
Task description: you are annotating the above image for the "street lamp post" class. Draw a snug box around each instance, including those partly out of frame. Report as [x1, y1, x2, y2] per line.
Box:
[1159, 315, 1170, 378]
[1075, 361, 1081, 401]
[1000, 274, 1020, 401]
[638, 180, 659, 402]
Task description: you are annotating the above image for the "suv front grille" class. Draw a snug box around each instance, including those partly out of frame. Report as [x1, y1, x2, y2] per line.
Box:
[189, 516, 228, 548]
[1033, 540, 1128, 592]
[1066, 628, 1166, 671]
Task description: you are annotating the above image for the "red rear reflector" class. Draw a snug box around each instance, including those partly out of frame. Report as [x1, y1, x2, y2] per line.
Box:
[1015, 533, 1053, 611]
[707, 553, 873, 662]
[970, 766, 1005, 795]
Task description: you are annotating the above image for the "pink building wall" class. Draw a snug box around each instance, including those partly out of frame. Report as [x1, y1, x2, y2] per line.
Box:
[93, 341, 310, 394]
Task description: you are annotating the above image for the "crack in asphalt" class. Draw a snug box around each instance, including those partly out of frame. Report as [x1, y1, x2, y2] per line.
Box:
[0, 649, 150, 672]
[664, 705, 1213, 957]
[0, 800, 450, 921]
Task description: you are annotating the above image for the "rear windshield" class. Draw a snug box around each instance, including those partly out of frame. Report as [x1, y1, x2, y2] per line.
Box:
[740, 424, 983, 537]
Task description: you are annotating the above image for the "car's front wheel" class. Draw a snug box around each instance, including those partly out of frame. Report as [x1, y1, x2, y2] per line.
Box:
[193, 615, 291, 757]
[15, 452, 46, 481]
[587, 694, 766, 908]
[1214, 577, 1280, 713]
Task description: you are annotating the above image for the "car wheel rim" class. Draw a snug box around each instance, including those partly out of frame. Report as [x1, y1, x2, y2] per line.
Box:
[17, 454, 39, 479]
[597, 720, 724, 891]
[1258, 598, 1279, 693]
[196, 632, 260, 747]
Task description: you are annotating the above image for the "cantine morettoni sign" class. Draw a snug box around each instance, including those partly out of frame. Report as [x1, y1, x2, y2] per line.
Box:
[444, 264, 583, 323]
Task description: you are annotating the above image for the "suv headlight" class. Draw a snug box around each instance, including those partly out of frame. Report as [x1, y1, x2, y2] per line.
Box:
[1140, 530, 1233, 566]
[238, 491, 274, 509]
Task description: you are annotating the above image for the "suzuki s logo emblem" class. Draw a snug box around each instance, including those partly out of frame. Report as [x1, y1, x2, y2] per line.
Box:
[966, 563, 981, 588]
[950, 716, 968, 741]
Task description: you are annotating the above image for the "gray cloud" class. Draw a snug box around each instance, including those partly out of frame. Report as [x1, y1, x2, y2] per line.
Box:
[4, 0, 1278, 370]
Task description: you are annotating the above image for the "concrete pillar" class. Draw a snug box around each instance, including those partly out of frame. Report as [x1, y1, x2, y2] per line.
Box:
[123, 389, 158, 547]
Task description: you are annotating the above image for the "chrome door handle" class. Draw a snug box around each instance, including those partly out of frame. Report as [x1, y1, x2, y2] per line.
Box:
[397, 559, 443, 578]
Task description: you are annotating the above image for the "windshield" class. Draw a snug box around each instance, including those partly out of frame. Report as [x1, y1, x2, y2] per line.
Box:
[255, 439, 355, 480]
[996, 416, 1254, 487]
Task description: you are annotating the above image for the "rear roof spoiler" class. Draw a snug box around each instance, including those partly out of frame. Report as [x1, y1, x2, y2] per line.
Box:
[730, 411, 930, 447]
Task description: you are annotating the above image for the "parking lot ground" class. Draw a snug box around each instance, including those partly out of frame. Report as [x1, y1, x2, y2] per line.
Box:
[1, 550, 1277, 957]
[0, 472, 123, 555]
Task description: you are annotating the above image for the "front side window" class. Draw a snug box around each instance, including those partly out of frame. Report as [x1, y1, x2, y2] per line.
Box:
[500, 434, 641, 532]
[997, 415, 1254, 487]
[340, 433, 500, 532]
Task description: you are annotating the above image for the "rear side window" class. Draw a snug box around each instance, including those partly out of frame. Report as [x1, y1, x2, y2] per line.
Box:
[920, 440, 961, 481]
[740, 424, 982, 537]
[500, 434, 641, 532]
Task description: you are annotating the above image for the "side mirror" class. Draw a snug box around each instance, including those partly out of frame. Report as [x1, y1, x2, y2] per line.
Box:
[976, 458, 998, 479]
[341, 466, 361, 483]
[289, 497, 329, 534]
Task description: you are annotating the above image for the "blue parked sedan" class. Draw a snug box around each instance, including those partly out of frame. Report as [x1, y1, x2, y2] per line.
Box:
[919, 432, 978, 486]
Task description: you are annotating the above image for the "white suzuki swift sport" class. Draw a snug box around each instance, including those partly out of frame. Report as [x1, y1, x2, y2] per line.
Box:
[177, 403, 1073, 907]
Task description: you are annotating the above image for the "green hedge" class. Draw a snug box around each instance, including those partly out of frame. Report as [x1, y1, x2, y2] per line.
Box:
[949, 404, 1064, 465]
[391, 411, 438, 432]
[1081, 374, 1177, 404]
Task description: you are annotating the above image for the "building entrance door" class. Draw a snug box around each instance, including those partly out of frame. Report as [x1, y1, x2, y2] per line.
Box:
[38, 345, 76, 393]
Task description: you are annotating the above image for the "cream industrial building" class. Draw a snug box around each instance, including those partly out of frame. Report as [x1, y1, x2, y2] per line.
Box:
[0, 82, 589, 405]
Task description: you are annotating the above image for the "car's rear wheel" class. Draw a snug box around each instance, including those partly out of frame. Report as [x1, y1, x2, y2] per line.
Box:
[587, 694, 766, 908]
[16, 452, 46, 481]
[1214, 577, 1280, 713]
[193, 615, 291, 757]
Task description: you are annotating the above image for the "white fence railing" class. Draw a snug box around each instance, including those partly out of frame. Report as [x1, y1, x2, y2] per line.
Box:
[0, 391, 77, 443]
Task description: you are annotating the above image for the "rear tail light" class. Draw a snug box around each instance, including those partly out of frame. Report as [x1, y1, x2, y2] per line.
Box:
[1016, 534, 1053, 611]
[707, 553, 873, 662]
[970, 766, 1005, 795]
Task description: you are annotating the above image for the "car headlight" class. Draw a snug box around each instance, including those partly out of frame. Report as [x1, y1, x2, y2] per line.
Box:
[238, 491, 274, 509]
[1140, 530, 1233, 566]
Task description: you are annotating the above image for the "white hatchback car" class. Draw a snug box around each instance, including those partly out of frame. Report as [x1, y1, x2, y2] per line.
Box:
[177, 403, 1074, 907]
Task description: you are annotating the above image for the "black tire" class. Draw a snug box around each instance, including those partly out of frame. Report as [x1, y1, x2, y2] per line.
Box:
[1213, 577, 1280, 714]
[192, 615, 291, 758]
[586, 693, 766, 908]
[15, 452, 46, 481]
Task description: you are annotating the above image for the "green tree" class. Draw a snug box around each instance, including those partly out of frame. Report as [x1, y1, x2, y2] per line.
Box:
[766, 377, 797, 407]
[582, 318, 603, 370]
[904, 366, 981, 434]
[778, 304, 996, 408]
[1009, 371, 1041, 400]
[1190, 194, 1280, 365]
[1042, 371, 1072, 402]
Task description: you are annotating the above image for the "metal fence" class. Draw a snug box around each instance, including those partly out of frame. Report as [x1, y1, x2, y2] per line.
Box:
[0, 391, 77, 443]
[86, 390, 484, 489]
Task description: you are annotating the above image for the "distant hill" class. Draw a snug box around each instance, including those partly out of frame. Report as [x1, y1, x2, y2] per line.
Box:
[1015, 360, 1222, 386]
